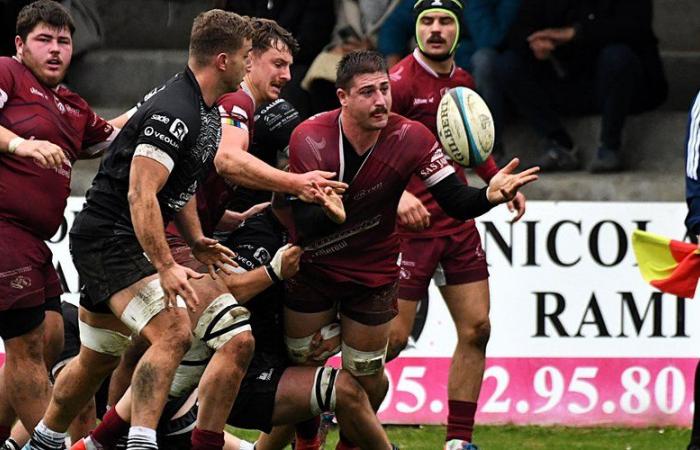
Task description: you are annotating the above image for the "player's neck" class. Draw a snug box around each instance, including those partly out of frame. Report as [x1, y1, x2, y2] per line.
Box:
[340, 111, 380, 155]
[243, 75, 263, 105]
[189, 62, 225, 107]
[415, 50, 454, 76]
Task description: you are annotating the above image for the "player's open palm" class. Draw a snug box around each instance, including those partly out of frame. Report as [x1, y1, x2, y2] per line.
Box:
[159, 263, 203, 312]
[296, 170, 348, 203]
[311, 181, 346, 224]
[192, 236, 237, 279]
[487, 158, 540, 205]
[15, 138, 68, 169]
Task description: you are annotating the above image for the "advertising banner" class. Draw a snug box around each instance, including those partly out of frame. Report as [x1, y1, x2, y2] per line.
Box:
[1, 200, 696, 427]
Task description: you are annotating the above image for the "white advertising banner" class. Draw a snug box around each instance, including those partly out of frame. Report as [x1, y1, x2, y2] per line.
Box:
[1, 199, 696, 426]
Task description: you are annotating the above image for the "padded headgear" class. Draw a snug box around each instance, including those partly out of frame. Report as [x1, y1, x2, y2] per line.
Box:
[413, 0, 464, 58]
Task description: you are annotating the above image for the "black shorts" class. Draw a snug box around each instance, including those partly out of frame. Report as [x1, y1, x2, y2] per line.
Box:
[227, 351, 287, 433]
[0, 295, 61, 341]
[70, 232, 156, 314]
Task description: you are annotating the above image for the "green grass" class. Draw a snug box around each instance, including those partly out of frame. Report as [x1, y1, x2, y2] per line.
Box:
[228, 424, 692, 450]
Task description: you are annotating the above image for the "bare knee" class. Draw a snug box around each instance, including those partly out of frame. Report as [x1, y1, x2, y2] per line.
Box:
[459, 320, 491, 354]
[223, 331, 255, 370]
[386, 331, 409, 362]
[335, 371, 370, 411]
[154, 320, 192, 356]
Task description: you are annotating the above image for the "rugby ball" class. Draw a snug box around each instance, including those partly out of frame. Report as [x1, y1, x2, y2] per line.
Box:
[436, 87, 495, 167]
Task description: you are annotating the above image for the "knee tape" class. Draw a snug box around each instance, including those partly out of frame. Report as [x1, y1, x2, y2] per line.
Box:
[193, 293, 251, 351]
[341, 342, 387, 377]
[78, 320, 131, 357]
[285, 322, 341, 364]
[170, 338, 213, 397]
[310, 366, 339, 415]
[121, 279, 185, 334]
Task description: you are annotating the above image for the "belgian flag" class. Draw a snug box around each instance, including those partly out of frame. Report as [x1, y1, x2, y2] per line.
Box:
[632, 230, 700, 298]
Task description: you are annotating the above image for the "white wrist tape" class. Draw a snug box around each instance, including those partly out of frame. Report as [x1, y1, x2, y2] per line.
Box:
[8, 136, 24, 154]
[270, 243, 291, 280]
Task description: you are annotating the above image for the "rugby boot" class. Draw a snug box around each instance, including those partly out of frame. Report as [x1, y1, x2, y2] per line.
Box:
[444, 439, 479, 450]
[69, 437, 101, 450]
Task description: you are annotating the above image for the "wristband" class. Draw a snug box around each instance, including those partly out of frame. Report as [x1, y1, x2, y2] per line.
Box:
[264, 264, 281, 283]
[8, 136, 24, 154]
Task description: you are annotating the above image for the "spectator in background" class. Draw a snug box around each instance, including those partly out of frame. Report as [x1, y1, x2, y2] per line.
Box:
[378, 0, 521, 161]
[300, 0, 400, 115]
[216, 0, 335, 118]
[496, 0, 668, 172]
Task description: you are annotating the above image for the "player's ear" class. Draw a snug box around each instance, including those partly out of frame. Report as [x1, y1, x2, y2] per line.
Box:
[214, 52, 228, 72]
[14, 35, 23, 58]
[337, 88, 348, 107]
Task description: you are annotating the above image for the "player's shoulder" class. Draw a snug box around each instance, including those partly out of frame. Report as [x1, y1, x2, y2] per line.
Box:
[295, 109, 339, 135]
[0, 56, 22, 74]
[389, 54, 417, 84]
[141, 75, 202, 129]
[217, 88, 254, 114]
[452, 66, 475, 86]
[386, 113, 433, 139]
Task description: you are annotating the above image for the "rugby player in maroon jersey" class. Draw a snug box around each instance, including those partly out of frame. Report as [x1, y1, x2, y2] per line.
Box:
[0, 1, 119, 444]
[387, 1, 527, 448]
[279, 50, 538, 450]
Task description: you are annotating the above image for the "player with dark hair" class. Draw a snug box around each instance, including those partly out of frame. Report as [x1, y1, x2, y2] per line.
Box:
[387, 1, 528, 448]
[0, 0, 118, 444]
[281, 49, 538, 450]
[26, 10, 254, 450]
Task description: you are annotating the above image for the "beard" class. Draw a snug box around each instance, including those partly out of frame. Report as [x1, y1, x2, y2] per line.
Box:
[419, 47, 452, 62]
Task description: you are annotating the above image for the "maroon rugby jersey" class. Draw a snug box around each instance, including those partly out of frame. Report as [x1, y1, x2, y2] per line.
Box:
[0, 56, 113, 239]
[289, 109, 455, 286]
[166, 86, 255, 238]
[390, 49, 499, 237]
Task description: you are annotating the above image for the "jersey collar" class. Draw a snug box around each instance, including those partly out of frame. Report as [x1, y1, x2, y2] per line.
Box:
[412, 48, 456, 78]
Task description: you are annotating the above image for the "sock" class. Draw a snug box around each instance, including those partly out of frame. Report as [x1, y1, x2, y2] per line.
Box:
[191, 427, 224, 450]
[91, 407, 130, 448]
[2, 438, 20, 450]
[295, 416, 320, 440]
[547, 129, 574, 150]
[0, 426, 10, 443]
[126, 426, 157, 450]
[446, 400, 477, 443]
[29, 420, 67, 450]
[238, 440, 255, 450]
[335, 432, 358, 450]
[82, 436, 103, 450]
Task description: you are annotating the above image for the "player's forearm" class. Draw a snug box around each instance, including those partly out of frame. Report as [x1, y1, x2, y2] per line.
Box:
[429, 172, 493, 220]
[128, 189, 175, 271]
[215, 147, 298, 194]
[224, 268, 272, 303]
[173, 195, 205, 246]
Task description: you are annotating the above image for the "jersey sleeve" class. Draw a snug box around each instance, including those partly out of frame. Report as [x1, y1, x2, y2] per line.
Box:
[134, 100, 197, 173]
[80, 108, 116, 158]
[217, 92, 253, 133]
[389, 69, 411, 115]
[0, 59, 16, 111]
[410, 123, 455, 187]
[288, 124, 322, 174]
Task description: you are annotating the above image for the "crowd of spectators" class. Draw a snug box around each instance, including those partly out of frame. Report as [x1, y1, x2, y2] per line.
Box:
[1, 0, 669, 173]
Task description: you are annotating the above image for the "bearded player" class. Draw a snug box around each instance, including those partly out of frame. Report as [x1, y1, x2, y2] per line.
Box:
[387, 1, 527, 449]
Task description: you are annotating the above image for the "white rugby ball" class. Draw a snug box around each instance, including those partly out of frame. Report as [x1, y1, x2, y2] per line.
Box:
[436, 87, 495, 167]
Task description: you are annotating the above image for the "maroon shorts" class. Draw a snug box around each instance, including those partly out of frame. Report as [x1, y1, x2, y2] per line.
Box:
[285, 269, 398, 326]
[398, 223, 488, 301]
[167, 235, 205, 271]
[0, 221, 62, 312]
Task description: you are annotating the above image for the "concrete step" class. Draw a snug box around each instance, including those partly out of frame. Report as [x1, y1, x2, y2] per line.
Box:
[96, 0, 215, 49]
[661, 51, 700, 111]
[654, 0, 700, 52]
[71, 109, 687, 202]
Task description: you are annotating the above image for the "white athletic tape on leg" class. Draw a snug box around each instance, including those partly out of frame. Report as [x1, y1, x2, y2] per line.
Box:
[341, 342, 387, 376]
[313, 323, 341, 361]
[193, 294, 251, 351]
[120, 279, 185, 334]
[170, 338, 213, 397]
[78, 320, 131, 357]
[310, 366, 338, 415]
[285, 334, 314, 364]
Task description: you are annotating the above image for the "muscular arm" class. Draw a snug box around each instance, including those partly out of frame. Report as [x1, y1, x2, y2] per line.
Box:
[173, 195, 205, 247]
[128, 148, 175, 271]
[223, 267, 273, 304]
[428, 172, 493, 220]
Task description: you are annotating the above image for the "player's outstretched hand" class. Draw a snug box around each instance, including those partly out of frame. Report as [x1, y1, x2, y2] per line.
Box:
[486, 158, 539, 205]
[158, 263, 204, 312]
[14, 138, 68, 169]
[310, 181, 346, 224]
[192, 236, 237, 280]
[295, 170, 348, 203]
[507, 191, 527, 223]
[397, 190, 430, 231]
[280, 244, 302, 280]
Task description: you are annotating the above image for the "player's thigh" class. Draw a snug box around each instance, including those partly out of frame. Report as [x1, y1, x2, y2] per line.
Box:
[283, 307, 337, 338]
[269, 366, 318, 425]
[390, 298, 420, 341]
[439, 279, 490, 332]
[340, 314, 391, 352]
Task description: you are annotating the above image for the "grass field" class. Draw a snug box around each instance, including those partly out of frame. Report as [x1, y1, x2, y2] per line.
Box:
[229, 424, 692, 450]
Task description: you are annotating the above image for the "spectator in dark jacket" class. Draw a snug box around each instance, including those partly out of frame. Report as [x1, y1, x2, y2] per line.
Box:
[496, 0, 668, 172]
[378, 0, 521, 159]
[216, 0, 336, 118]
